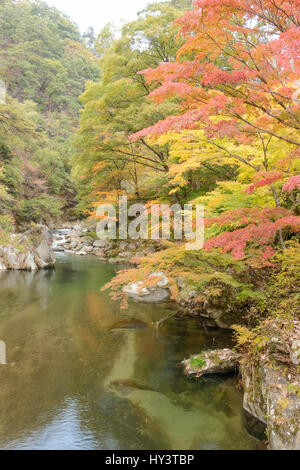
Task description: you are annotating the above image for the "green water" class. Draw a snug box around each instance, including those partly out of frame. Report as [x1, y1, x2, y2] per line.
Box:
[0, 254, 258, 450]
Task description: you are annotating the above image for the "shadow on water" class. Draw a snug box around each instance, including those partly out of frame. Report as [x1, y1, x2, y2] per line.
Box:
[0, 254, 258, 450]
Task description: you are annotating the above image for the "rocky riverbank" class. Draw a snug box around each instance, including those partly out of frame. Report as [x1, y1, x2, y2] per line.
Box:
[52, 224, 159, 264]
[0, 225, 55, 271]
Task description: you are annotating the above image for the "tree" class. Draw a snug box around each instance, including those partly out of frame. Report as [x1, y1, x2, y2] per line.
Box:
[129, 0, 300, 264]
[74, 2, 192, 212]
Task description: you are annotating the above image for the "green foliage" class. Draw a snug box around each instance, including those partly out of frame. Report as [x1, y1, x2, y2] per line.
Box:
[74, 1, 189, 213]
[0, 214, 14, 233]
[0, 0, 100, 224]
[234, 242, 299, 374]
[189, 357, 206, 369]
[0, 0, 99, 112]
[16, 195, 63, 224]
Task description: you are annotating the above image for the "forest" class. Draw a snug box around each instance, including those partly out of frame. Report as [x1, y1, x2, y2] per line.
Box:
[0, 0, 299, 451]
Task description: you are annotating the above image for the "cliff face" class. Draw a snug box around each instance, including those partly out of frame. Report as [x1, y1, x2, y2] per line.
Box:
[241, 355, 300, 450]
[0, 225, 55, 271]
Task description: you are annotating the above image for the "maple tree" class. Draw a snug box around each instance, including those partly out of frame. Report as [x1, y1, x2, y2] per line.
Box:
[73, 0, 300, 312]
[127, 0, 300, 264]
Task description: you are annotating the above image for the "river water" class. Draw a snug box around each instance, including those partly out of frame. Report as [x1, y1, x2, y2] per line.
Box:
[0, 254, 258, 450]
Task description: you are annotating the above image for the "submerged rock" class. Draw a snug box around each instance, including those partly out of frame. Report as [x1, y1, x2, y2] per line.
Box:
[110, 318, 147, 330]
[182, 349, 240, 377]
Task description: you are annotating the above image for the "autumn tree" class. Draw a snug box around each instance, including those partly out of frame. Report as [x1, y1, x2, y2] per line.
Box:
[74, 2, 192, 213]
[129, 0, 300, 263]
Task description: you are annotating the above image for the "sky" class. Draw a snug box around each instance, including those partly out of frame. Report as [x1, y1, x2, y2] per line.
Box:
[46, 0, 151, 33]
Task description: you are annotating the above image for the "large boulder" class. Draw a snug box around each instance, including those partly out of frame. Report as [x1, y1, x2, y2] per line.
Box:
[182, 349, 240, 377]
[123, 272, 170, 303]
[0, 225, 55, 271]
[80, 236, 94, 246]
[93, 239, 112, 250]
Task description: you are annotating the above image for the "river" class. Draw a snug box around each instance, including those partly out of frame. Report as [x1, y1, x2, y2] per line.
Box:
[0, 253, 258, 450]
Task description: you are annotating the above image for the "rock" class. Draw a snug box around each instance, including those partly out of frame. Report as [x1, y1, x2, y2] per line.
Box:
[241, 357, 300, 450]
[118, 251, 133, 259]
[123, 272, 170, 303]
[70, 225, 83, 237]
[119, 241, 129, 251]
[34, 226, 55, 268]
[93, 239, 113, 250]
[128, 243, 138, 251]
[0, 225, 55, 271]
[0, 261, 7, 270]
[244, 409, 267, 441]
[124, 281, 150, 297]
[93, 249, 106, 257]
[24, 253, 37, 271]
[182, 349, 240, 377]
[176, 276, 185, 289]
[134, 251, 145, 258]
[291, 341, 300, 365]
[80, 236, 94, 246]
[152, 272, 169, 288]
[77, 249, 88, 256]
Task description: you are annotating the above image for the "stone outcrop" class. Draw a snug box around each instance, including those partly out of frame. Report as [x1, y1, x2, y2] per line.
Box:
[0, 225, 55, 271]
[182, 349, 240, 377]
[240, 320, 300, 450]
[123, 272, 170, 303]
[241, 358, 300, 450]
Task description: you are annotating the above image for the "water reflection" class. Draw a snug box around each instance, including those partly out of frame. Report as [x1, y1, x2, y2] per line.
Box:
[0, 255, 258, 450]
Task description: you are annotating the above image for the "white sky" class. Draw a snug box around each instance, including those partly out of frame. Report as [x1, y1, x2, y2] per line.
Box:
[46, 0, 151, 33]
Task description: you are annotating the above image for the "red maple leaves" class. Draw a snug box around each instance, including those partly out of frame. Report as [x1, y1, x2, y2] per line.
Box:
[282, 175, 300, 193]
[204, 208, 300, 261]
[244, 171, 284, 194]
